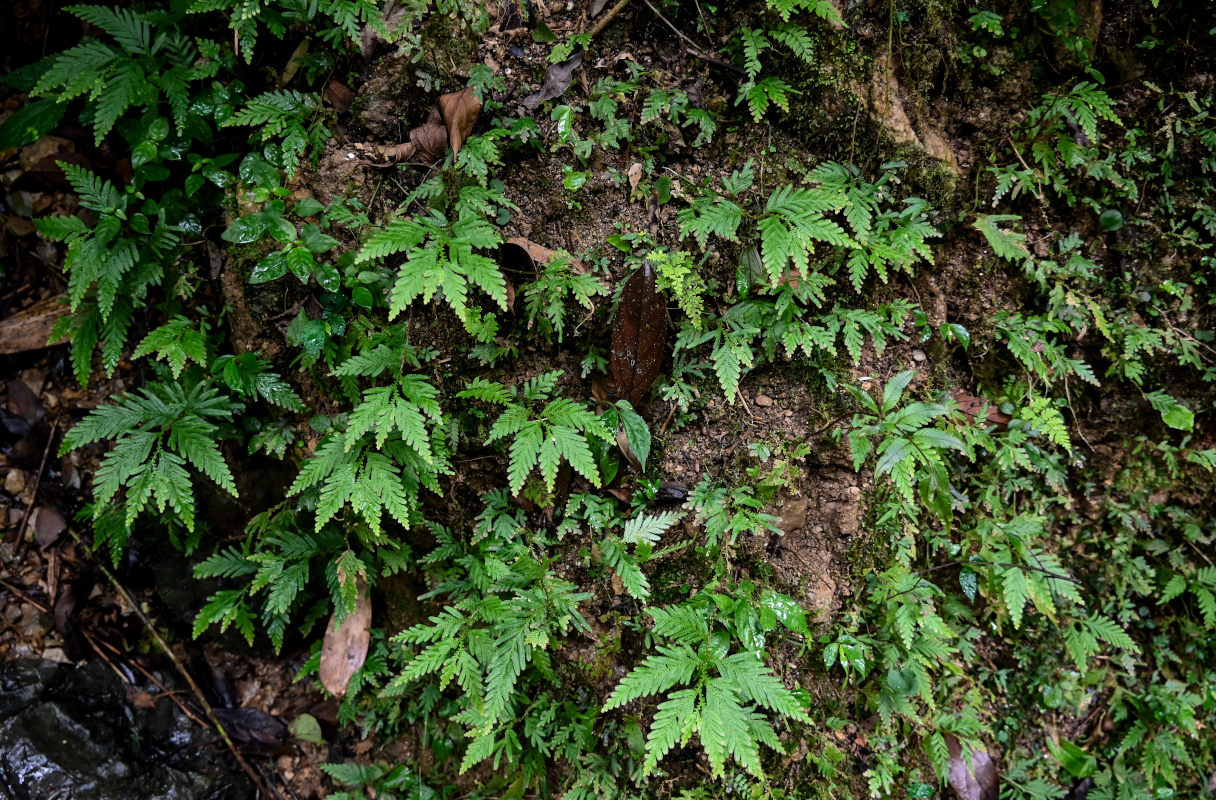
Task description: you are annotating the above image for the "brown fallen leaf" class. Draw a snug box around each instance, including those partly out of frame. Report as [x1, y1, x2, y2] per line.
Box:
[33, 506, 66, 549]
[354, 107, 448, 167]
[319, 579, 372, 698]
[213, 707, 288, 749]
[951, 392, 1012, 430]
[439, 86, 481, 158]
[324, 80, 355, 113]
[627, 162, 643, 191]
[523, 50, 584, 110]
[945, 733, 1000, 800]
[611, 261, 667, 406]
[499, 236, 588, 275]
[616, 426, 642, 471]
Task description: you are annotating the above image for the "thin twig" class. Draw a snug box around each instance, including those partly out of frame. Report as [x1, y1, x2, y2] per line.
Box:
[639, 0, 745, 75]
[66, 529, 284, 800]
[588, 0, 630, 38]
[88, 633, 211, 727]
[13, 413, 61, 555]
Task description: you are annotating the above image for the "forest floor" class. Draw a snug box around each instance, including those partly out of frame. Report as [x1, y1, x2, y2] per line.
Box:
[2, 0, 1215, 798]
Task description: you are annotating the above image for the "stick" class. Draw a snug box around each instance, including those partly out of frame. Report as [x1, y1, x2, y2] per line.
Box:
[12, 413, 61, 555]
[588, 0, 630, 38]
[639, 0, 745, 75]
[66, 529, 284, 800]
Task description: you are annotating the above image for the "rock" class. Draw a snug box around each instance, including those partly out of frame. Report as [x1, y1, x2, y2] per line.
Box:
[4, 469, 26, 495]
[912, 349, 927, 362]
[777, 498, 808, 534]
[755, 393, 774, 407]
[0, 659, 251, 800]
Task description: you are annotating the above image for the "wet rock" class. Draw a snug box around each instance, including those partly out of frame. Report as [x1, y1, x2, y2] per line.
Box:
[0, 659, 251, 800]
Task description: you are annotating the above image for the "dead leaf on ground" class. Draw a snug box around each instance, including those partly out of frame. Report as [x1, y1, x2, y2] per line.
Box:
[213, 707, 289, 749]
[945, 733, 1000, 800]
[951, 392, 1012, 430]
[354, 108, 447, 167]
[627, 162, 643, 191]
[33, 506, 66, 549]
[324, 80, 355, 113]
[616, 426, 642, 471]
[611, 261, 667, 406]
[523, 50, 584, 110]
[319, 579, 372, 698]
[499, 236, 587, 275]
[439, 86, 481, 158]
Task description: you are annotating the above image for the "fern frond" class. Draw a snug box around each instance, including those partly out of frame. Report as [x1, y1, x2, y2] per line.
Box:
[603, 644, 700, 709]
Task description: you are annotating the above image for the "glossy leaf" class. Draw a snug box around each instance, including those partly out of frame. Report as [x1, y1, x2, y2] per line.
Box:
[611, 262, 667, 405]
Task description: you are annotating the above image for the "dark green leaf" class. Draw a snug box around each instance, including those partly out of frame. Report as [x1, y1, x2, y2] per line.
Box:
[222, 214, 269, 244]
[250, 251, 288, 283]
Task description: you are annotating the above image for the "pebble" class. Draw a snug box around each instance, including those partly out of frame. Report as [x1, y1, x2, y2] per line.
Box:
[4, 469, 26, 495]
[912, 349, 927, 362]
[755, 393, 774, 407]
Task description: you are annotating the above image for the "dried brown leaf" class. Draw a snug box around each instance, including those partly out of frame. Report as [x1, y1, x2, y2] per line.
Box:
[522, 50, 584, 110]
[945, 733, 1000, 800]
[33, 506, 66, 549]
[616, 426, 642, 471]
[324, 80, 355, 113]
[354, 108, 447, 167]
[319, 579, 372, 698]
[499, 237, 587, 275]
[951, 392, 1012, 430]
[439, 86, 481, 158]
[611, 261, 667, 405]
[411, 107, 449, 164]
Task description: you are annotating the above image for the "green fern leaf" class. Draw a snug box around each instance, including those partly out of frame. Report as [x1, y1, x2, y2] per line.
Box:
[603, 644, 700, 709]
[702, 678, 761, 777]
[642, 688, 698, 775]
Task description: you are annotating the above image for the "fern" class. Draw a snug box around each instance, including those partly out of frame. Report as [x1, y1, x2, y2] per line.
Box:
[133, 316, 209, 378]
[460, 371, 612, 495]
[37, 163, 179, 385]
[385, 508, 591, 772]
[224, 90, 325, 177]
[604, 603, 809, 777]
[975, 214, 1031, 262]
[358, 199, 510, 341]
[32, 7, 201, 143]
[61, 381, 239, 533]
[523, 250, 608, 342]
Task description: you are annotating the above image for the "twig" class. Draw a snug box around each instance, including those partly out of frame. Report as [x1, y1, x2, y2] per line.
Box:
[0, 578, 48, 611]
[588, 0, 630, 38]
[66, 528, 284, 800]
[1004, 132, 1045, 204]
[639, 0, 745, 75]
[89, 633, 211, 728]
[13, 413, 61, 555]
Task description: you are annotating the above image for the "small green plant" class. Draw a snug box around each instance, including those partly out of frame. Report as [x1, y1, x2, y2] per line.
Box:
[604, 596, 810, 778]
[60, 380, 240, 535]
[523, 251, 607, 342]
[843, 370, 965, 523]
[459, 371, 612, 496]
[358, 183, 514, 341]
[382, 494, 592, 775]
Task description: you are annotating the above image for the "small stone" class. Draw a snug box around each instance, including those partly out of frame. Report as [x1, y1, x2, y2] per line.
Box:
[755, 393, 774, 407]
[912, 349, 927, 362]
[4, 469, 26, 495]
